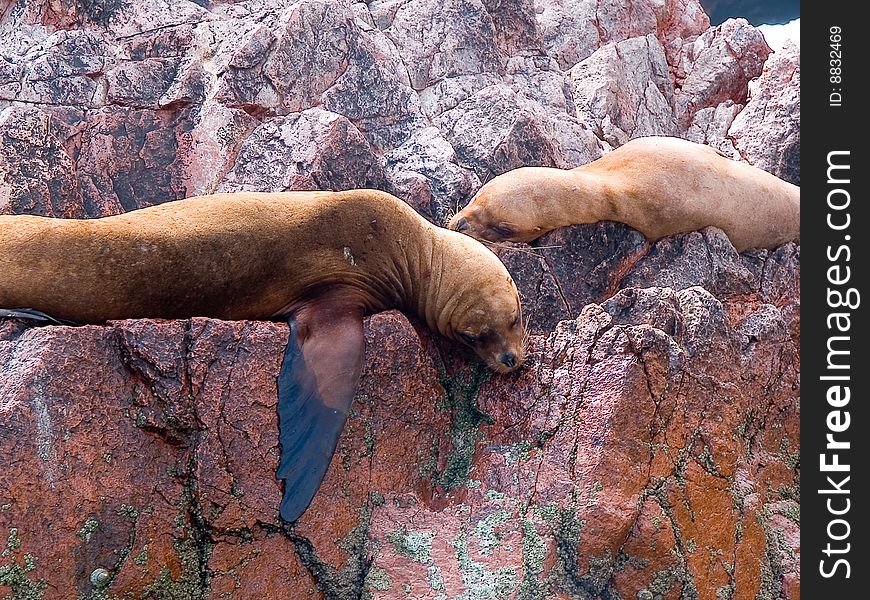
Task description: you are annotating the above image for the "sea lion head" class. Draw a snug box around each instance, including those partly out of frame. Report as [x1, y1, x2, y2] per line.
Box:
[447, 168, 557, 243]
[433, 231, 527, 374]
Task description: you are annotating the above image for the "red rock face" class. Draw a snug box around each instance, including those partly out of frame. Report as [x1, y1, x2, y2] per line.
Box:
[1, 0, 799, 598]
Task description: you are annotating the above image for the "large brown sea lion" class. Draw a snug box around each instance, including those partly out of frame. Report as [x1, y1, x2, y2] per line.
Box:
[1, 189, 526, 520]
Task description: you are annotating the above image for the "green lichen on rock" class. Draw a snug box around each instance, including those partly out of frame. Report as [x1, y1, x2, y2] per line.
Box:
[140, 453, 213, 600]
[643, 566, 682, 599]
[427, 564, 446, 592]
[0, 529, 47, 600]
[778, 438, 799, 471]
[541, 505, 619, 598]
[518, 518, 548, 598]
[75, 517, 100, 542]
[116, 505, 139, 520]
[775, 502, 800, 524]
[451, 532, 516, 600]
[471, 510, 511, 556]
[140, 535, 209, 600]
[433, 363, 493, 491]
[289, 496, 381, 599]
[364, 567, 393, 591]
[3, 530, 20, 554]
[753, 505, 793, 600]
[0, 560, 47, 600]
[386, 528, 434, 564]
[534, 503, 560, 523]
[504, 441, 533, 466]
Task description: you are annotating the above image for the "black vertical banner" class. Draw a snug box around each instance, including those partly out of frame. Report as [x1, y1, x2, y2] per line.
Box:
[803, 3, 868, 596]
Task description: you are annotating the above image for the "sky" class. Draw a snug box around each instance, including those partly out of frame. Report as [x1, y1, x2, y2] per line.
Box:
[757, 17, 801, 51]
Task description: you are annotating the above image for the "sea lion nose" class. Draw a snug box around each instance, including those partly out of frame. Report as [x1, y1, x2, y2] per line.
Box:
[499, 351, 517, 369]
[453, 217, 469, 232]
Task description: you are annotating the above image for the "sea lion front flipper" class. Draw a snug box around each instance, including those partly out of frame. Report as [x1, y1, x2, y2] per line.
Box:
[276, 308, 365, 522]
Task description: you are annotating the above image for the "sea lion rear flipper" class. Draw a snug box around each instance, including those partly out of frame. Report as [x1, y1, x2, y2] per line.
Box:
[276, 309, 365, 522]
[0, 308, 72, 325]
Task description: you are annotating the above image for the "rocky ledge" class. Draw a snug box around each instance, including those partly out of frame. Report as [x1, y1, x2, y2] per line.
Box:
[1, 227, 799, 599]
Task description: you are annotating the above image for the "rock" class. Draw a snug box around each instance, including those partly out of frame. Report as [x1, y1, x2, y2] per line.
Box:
[534, 0, 710, 70]
[0, 107, 84, 217]
[683, 100, 743, 154]
[672, 18, 770, 128]
[728, 42, 800, 184]
[0, 270, 799, 597]
[0, 0, 795, 218]
[481, 0, 542, 56]
[374, 0, 503, 92]
[381, 127, 479, 224]
[570, 35, 677, 146]
[497, 224, 799, 336]
[432, 83, 603, 185]
[0, 0, 800, 597]
[216, 108, 387, 194]
[16, 29, 110, 107]
[681, 40, 799, 182]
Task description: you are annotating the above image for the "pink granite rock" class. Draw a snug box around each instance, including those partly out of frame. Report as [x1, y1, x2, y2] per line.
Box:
[1, 253, 799, 598]
[684, 42, 799, 183]
[728, 42, 800, 184]
[430, 75, 603, 186]
[536, 0, 710, 70]
[216, 107, 387, 194]
[569, 34, 677, 146]
[0, 0, 795, 222]
[672, 18, 771, 128]
[0, 107, 84, 217]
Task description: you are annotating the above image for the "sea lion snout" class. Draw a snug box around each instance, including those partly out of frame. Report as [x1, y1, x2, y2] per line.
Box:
[451, 216, 470, 232]
[447, 208, 491, 241]
[499, 351, 517, 369]
[449, 203, 527, 243]
[489, 342, 525, 374]
[475, 330, 526, 374]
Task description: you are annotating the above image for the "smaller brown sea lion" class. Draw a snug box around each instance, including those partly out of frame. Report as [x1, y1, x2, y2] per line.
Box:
[447, 136, 800, 252]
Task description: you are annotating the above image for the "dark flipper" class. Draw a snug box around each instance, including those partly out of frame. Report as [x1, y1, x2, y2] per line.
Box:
[0, 308, 75, 325]
[277, 306, 365, 522]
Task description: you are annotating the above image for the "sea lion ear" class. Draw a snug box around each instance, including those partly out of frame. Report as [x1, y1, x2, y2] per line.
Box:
[276, 308, 365, 522]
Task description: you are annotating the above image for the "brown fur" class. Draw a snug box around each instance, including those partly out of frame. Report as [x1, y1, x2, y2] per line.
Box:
[448, 136, 800, 252]
[0, 190, 525, 372]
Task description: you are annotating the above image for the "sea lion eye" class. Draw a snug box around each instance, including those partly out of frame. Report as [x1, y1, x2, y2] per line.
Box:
[459, 332, 478, 345]
[489, 224, 515, 238]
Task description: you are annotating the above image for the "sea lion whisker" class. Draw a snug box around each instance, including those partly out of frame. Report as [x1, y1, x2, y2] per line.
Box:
[521, 313, 532, 353]
[477, 239, 552, 258]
